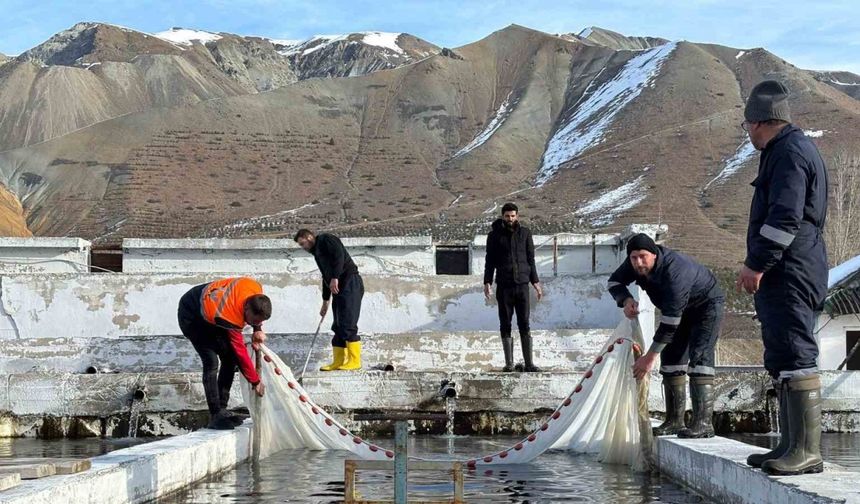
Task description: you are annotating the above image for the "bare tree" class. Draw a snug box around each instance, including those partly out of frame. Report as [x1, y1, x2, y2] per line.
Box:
[826, 151, 860, 266]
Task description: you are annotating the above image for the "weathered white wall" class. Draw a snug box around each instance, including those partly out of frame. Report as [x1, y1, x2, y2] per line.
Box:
[122, 237, 436, 274]
[471, 224, 667, 276]
[124, 226, 668, 277]
[817, 313, 860, 369]
[0, 238, 91, 274]
[0, 329, 615, 374]
[0, 273, 646, 341]
[471, 233, 624, 276]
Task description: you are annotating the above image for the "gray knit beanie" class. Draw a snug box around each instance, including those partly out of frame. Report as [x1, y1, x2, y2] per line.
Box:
[744, 80, 791, 123]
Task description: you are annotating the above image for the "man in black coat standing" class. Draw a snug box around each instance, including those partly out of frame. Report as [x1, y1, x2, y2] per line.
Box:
[483, 203, 543, 372]
[736, 80, 829, 476]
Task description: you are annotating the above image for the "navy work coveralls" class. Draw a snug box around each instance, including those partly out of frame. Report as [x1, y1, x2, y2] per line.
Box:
[608, 246, 725, 376]
[745, 125, 828, 379]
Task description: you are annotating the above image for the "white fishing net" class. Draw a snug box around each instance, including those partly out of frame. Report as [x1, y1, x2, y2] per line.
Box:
[241, 318, 651, 470]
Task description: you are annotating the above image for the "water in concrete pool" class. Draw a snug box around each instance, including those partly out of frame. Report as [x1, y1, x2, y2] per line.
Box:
[161, 436, 711, 503]
[0, 437, 155, 459]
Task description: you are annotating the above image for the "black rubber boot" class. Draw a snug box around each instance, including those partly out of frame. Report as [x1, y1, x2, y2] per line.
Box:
[501, 335, 515, 372]
[653, 375, 687, 436]
[521, 331, 542, 372]
[218, 389, 247, 427]
[748, 380, 788, 467]
[223, 410, 250, 427]
[762, 374, 824, 475]
[207, 411, 236, 430]
[678, 375, 715, 439]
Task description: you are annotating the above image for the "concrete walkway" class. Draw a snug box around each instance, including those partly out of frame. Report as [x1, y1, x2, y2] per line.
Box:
[0, 423, 251, 504]
[655, 434, 860, 504]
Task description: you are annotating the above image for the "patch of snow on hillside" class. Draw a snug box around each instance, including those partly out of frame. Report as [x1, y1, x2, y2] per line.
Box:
[826, 77, 860, 86]
[361, 32, 404, 54]
[536, 42, 677, 186]
[155, 28, 222, 46]
[575, 175, 647, 226]
[804, 129, 825, 138]
[453, 92, 518, 158]
[704, 139, 756, 190]
[281, 32, 404, 57]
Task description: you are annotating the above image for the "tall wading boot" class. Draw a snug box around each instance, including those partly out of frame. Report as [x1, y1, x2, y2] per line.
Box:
[320, 346, 346, 372]
[501, 336, 515, 372]
[337, 341, 363, 371]
[678, 375, 715, 439]
[653, 375, 687, 436]
[218, 387, 249, 427]
[201, 369, 234, 430]
[762, 374, 824, 475]
[520, 331, 542, 372]
[748, 380, 788, 467]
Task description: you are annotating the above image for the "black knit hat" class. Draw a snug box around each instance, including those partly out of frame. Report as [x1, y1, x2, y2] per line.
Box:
[744, 80, 791, 123]
[626, 233, 659, 256]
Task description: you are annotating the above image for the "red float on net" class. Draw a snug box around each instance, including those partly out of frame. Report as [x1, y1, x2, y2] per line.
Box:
[528, 434, 537, 442]
[385, 451, 394, 458]
[607, 344, 614, 353]
[575, 385, 583, 393]
[263, 355, 272, 363]
[274, 368, 282, 375]
[563, 398, 572, 406]
[514, 443, 524, 450]
[595, 355, 604, 364]
[483, 456, 493, 463]
[552, 411, 561, 420]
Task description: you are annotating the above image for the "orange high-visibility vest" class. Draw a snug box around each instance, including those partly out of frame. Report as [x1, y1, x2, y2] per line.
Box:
[199, 277, 263, 329]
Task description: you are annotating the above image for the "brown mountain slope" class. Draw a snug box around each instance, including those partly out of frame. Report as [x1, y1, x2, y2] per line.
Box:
[1, 24, 858, 270]
[0, 23, 438, 152]
[0, 184, 30, 236]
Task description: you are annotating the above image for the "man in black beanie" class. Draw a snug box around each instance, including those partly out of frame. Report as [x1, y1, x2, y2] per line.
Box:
[608, 234, 724, 439]
[736, 80, 829, 476]
[483, 202, 543, 372]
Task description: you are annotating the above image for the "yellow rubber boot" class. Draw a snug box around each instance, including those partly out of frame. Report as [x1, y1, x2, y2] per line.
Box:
[337, 341, 362, 371]
[319, 346, 345, 372]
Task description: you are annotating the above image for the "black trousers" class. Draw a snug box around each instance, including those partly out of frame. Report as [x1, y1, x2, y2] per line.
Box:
[178, 291, 235, 415]
[331, 274, 364, 347]
[496, 283, 530, 336]
[660, 297, 724, 377]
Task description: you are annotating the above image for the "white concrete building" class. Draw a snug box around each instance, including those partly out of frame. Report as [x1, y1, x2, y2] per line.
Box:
[817, 255, 860, 370]
[0, 237, 91, 274]
[122, 236, 436, 274]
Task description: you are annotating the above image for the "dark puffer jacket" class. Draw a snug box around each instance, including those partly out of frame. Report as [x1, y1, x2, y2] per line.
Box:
[483, 219, 539, 286]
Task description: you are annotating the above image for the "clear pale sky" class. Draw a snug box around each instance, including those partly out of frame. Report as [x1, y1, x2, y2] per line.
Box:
[2, 0, 858, 73]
